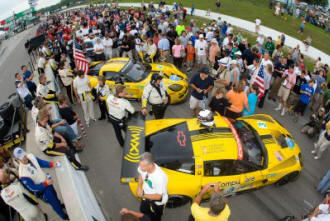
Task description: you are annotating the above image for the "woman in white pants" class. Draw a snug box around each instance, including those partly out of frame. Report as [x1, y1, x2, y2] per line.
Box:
[73, 70, 96, 127]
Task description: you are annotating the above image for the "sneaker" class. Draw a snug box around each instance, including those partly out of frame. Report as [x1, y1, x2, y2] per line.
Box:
[311, 150, 316, 154]
[275, 104, 282, 111]
[78, 165, 89, 171]
[281, 108, 286, 116]
[92, 118, 97, 122]
[77, 135, 82, 140]
[314, 156, 320, 160]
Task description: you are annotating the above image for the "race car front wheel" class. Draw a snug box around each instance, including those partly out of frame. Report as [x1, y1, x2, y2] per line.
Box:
[166, 195, 191, 208]
[275, 171, 301, 186]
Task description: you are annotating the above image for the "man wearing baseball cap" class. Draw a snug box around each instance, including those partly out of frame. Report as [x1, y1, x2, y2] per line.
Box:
[13, 147, 68, 220]
[190, 68, 214, 116]
[194, 34, 208, 69]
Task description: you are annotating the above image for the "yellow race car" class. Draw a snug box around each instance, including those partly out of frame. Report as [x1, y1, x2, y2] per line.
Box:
[88, 57, 189, 104]
[120, 114, 303, 208]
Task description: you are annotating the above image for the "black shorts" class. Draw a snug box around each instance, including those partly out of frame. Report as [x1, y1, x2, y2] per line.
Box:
[225, 109, 242, 120]
[294, 100, 308, 115]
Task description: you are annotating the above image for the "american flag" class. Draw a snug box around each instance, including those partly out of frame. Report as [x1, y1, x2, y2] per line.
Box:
[73, 40, 89, 75]
[254, 65, 265, 99]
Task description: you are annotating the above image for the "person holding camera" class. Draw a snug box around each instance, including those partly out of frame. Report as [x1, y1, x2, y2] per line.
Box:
[96, 76, 110, 121]
[191, 183, 230, 221]
[141, 73, 168, 119]
[275, 64, 296, 116]
[107, 85, 135, 147]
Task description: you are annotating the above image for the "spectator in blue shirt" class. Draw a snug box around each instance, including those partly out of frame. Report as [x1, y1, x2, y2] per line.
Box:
[221, 22, 227, 36]
[158, 34, 170, 62]
[243, 84, 259, 116]
[21, 65, 36, 98]
[294, 80, 315, 119]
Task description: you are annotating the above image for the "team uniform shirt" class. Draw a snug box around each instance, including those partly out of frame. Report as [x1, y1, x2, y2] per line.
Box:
[37, 57, 46, 69]
[19, 154, 53, 194]
[142, 82, 167, 107]
[194, 40, 208, 56]
[107, 94, 135, 120]
[36, 84, 51, 98]
[35, 124, 54, 152]
[1, 181, 42, 220]
[96, 84, 110, 100]
[137, 164, 168, 206]
[102, 38, 113, 49]
[191, 203, 231, 221]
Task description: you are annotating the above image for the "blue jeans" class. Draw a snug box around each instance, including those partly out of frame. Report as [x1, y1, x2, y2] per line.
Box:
[317, 170, 330, 195]
[51, 119, 77, 142]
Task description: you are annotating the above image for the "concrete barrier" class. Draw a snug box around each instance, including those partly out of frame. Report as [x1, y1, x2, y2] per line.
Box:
[43, 65, 107, 221]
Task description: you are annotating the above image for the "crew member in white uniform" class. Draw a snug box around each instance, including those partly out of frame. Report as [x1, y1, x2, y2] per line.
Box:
[36, 74, 57, 103]
[102, 35, 113, 60]
[96, 76, 111, 120]
[107, 85, 135, 146]
[0, 169, 47, 221]
[137, 152, 168, 221]
[13, 147, 68, 220]
[141, 73, 168, 119]
[73, 70, 96, 127]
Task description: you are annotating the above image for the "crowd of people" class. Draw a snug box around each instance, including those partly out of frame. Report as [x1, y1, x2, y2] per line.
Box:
[0, 1, 329, 221]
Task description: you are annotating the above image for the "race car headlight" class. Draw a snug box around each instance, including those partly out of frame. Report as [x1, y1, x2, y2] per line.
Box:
[168, 84, 183, 92]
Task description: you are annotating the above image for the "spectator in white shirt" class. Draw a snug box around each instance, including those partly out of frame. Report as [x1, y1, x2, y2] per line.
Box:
[37, 53, 46, 75]
[255, 17, 261, 34]
[93, 38, 105, 61]
[194, 34, 208, 68]
[102, 35, 113, 60]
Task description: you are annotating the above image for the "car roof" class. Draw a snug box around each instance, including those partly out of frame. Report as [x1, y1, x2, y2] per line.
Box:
[145, 116, 240, 162]
[187, 116, 239, 161]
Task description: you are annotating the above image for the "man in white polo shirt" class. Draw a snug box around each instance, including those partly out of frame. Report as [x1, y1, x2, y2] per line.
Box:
[194, 34, 208, 69]
[137, 152, 168, 221]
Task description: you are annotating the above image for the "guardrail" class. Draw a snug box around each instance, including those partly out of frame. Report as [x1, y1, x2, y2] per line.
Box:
[44, 64, 107, 221]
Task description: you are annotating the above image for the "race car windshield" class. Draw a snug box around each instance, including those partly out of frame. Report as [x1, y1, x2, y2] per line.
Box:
[121, 61, 149, 82]
[233, 120, 264, 167]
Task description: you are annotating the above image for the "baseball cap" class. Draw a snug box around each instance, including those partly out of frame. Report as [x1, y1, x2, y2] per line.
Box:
[199, 68, 209, 75]
[219, 57, 230, 67]
[188, 41, 192, 45]
[230, 60, 238, 65]
[235, 51, 242, 56]
[13, 147, 26, 160]
[199, 34, 204, 38]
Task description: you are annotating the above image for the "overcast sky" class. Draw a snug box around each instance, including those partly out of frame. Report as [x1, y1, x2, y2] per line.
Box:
[0, 0, 60, 20]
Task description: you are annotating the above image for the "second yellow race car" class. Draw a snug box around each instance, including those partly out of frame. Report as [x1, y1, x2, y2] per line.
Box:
[88, 57, 189, 104]
[120, 113, 303, 208]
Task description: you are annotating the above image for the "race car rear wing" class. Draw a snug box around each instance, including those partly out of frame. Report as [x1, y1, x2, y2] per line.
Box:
[120, 113, 146, 183]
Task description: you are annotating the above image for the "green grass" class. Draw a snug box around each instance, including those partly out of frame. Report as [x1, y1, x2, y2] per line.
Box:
[110, 0, 330, 55]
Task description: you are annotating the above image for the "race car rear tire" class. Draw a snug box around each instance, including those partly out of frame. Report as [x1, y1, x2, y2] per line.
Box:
[275, 171, 301, 186]
[166, 195, 191, 208]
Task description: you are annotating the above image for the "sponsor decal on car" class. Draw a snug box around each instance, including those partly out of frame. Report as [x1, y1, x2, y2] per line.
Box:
[124, 126, 144, 163]
[257, 121, 267, 129]
[286, 137, 295, 149]
[223, 117, 243, 160]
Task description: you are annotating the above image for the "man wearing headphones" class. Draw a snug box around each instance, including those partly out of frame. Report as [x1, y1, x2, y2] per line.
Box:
[107, 85, 135, 147]
[141, 73, 168, 119]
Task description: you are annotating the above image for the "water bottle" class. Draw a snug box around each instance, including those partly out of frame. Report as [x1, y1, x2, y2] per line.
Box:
[202, 96, 207, 110]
